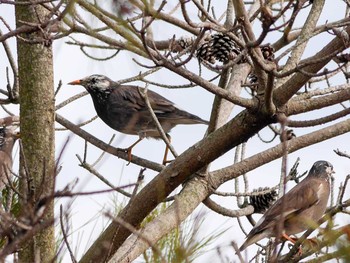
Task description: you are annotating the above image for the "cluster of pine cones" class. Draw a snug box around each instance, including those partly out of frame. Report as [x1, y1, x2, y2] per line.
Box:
[195, 32, 275, 64]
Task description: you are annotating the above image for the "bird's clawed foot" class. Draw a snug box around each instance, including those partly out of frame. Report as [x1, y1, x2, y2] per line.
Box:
[162, 135, 177, 165]
[283, 234, 303, 256]
[125, 147, 133, 165]
[284, 234, 321, 256]
[162, 143, 171, 165]
[123, 138, 144, 165]
[120, 147, 133, 165]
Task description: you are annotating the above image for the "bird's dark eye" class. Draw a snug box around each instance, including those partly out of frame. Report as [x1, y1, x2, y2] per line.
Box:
[91, 77, 97, 84]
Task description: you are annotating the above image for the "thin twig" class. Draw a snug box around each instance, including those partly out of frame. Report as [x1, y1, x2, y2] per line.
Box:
[76, 154, 132, 198]
[59, 205, 77, 263]
[138, 86, 178, 159]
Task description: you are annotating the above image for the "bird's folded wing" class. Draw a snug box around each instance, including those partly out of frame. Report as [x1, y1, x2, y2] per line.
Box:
[249, 179, 320, 236]
[118, 86, 175, 113]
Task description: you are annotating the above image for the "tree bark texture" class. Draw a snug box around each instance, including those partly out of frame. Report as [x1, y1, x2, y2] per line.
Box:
[15, 2, 55, 262]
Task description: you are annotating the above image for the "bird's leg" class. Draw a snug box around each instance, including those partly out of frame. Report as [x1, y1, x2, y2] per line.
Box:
[283, 234, 297, 243]
[162, 134, 172, 165]
[283, 234, 302, 255]
[125, 137, 143, 164]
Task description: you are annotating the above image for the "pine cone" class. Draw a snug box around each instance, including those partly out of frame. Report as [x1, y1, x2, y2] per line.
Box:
[211, 33, 240, 62]
[197, 33, 241, 63]
[173, 37, 194, 53]
[197, 36, 275, 65]
[249, 187, 278, 213]
[196, 40, 216, 64]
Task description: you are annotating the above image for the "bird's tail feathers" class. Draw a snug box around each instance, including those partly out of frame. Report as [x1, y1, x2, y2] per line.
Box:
[239, 231, 269, 251]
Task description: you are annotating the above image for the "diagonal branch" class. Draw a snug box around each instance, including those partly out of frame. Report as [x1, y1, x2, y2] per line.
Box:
[274, 25, 350, 106]
[210, 117, 350, 185]
[276, 0, 325, 86]
[286, 86, 350, 115]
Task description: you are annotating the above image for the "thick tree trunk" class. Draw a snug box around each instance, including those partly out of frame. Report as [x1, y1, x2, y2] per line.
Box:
[15, 2, 55, 262]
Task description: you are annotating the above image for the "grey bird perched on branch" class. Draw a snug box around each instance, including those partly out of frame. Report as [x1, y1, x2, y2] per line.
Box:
[0, 124, 20, 192]
[239, 160, 334, 251]
[68, 74, 208, 164]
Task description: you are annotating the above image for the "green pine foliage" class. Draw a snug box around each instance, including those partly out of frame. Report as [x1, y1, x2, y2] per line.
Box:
[142, 203, 226, 263]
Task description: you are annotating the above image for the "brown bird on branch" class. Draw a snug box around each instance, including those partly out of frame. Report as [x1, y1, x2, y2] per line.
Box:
[240, 160, 334, 251]
[68, 74, 208, 164]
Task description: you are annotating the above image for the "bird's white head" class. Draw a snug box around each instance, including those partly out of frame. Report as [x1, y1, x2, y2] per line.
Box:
[68, 74, 112, 91]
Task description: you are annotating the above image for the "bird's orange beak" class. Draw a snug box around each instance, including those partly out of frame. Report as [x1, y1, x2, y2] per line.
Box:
[68, 79, 81, 85]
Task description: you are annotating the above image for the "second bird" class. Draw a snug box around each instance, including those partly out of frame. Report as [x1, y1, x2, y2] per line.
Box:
[68, 74, 208, 164]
